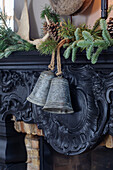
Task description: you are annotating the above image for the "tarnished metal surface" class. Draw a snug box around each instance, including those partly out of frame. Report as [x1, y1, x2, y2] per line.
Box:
[43, 77, 74, 114]
[27, 70, 54, 106]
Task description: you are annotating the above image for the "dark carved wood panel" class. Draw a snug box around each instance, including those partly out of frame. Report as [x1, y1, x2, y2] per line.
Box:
[36, 65, 113, 155]
[0, 51, 113, 158]
[0, 65, 112, 155]
[0, 70, 40, 123]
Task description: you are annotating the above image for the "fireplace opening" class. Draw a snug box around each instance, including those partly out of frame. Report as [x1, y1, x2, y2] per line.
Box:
[43, 139, 113, 170]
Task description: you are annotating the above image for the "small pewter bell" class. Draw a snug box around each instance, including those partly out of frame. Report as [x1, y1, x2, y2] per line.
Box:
[43, 77, 74, 114]
[27, 70, 54, 106]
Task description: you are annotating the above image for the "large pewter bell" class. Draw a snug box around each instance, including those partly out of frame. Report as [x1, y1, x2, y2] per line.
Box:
[27, 71, 54, 106]
[43, 77, 74, 114]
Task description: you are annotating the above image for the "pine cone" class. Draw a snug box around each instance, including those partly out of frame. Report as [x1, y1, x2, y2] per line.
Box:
[107, 17, 113, 38]
[43, 22, 48, 35]
[43, 21, 61, 41]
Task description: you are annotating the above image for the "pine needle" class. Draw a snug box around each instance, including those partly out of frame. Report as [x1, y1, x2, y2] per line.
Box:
[40, 5, 60, 23]
[38, 39, 58, 55]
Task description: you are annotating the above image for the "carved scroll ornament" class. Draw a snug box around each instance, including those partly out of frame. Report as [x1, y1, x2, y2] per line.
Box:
[0, 65, 113, 155]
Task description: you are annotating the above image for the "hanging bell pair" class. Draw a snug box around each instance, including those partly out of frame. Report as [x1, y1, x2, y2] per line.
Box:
[27, 42, 74, 114]
[27, 70, 54, 106]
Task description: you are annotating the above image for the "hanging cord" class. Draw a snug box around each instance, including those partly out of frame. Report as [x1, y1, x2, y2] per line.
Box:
[48, 38, 69, 74]
[45, 15, 69, 73]
[56, 39, 68, 76]
[48, 50, 55, 71]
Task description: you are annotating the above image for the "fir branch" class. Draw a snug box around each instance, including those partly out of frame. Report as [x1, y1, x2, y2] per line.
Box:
[79, 23, 91, 32]
[91, 5, 113, 34]
[77, 40, 92, 48]
[100, 19, 107, 30]
[91, 47, 103, 64]
[0, 26, 36, 59]
[92, 30, 102, 39]
[93, 39, 106, 47]
[91, 18, 101, 34]
[63, 43, 70, 48]
[74, 28, 81, 40]
[0, 52, 4, 59]
[72, 47, 78, 62]
[5, 44, 26, 53]
[59, 19, 76, 39]
[63, 46, 72, 59]
[100, 19, 113, 45]
[38, 39, 58, 55]
[86, 44, 94, 60]
[82, 31, 94, 42]
[72, 41, 77, 48]
[4, 50, 13, 58]
[62, 18, 113, 64]
[40, 5, 60, 23]
[102, 31, 111, 46]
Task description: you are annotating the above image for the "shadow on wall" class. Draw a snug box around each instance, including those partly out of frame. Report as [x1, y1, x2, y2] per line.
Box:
[14, 0, 24, 32]
[29, 0, 39, 39]
[72, 0, 101, 27]
[83, 0, 101, 26]
[84, 0, 101, 16]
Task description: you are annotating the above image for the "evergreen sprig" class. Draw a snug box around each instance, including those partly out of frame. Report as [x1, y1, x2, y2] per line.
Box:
[0, 26, 35, 59]
[0, 10, 36, 59]
[41, 5, 60, 23]
[38, 39, 58, 55]
[59, 19, 76, 39]
[63, 18, 113, 64]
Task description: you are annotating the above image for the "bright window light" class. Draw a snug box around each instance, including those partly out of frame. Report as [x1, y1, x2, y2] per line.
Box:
[0, 0, 14, 30]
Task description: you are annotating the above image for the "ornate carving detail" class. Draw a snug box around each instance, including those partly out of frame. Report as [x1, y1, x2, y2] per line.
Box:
[35, 65, 112, 155]
[0, 70, 40, 122]
[104, 73, 113, 135]
[0, 71, 25, 92]
[0, 65, 113, 155]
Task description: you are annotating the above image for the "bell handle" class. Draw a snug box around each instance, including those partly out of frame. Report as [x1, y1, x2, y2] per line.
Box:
[56, 39, 69, 76]
[48, 50, 55, 71]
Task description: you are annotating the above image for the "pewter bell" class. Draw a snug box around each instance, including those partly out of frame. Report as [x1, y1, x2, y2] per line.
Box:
[43, 77, 74, 114]
[27, 71, 54, 106]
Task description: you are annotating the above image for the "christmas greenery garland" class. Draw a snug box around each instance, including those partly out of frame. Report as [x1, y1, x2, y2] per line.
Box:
[38, 5, 113, 64]
[0, 5, 113, 64]
[0, 11, 35, 59]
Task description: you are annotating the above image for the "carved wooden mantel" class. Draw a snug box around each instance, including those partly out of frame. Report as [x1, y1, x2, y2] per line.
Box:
[0, 49, 113, 169]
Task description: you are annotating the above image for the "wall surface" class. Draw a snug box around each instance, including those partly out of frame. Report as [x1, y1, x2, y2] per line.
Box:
[14, 0, 113, 39]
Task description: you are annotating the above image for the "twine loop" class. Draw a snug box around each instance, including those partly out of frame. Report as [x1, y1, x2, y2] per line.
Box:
[48, 38, 69, 76]
[48, 51, 55, 71]
[56, 39, 68, 76]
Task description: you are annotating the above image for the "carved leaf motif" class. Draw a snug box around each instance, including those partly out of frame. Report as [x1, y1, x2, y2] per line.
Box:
[0, 70, 40, 122]
[0, 66, 113, 155]
[35, 65, 109, 155]
[0, 71, 25, 92]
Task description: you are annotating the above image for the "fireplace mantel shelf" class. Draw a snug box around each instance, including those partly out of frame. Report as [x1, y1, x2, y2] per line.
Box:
[0, 48, 113, 168]
[0, 46, 113, 66]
